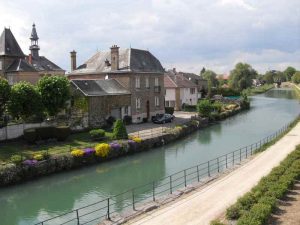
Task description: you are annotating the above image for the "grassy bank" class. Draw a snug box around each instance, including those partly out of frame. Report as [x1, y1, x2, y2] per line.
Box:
[243, 84, 274, 96]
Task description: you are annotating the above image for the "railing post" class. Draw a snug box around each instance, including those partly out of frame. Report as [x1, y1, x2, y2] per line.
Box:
[132, 189, 135, 210]
[184, 170, 187, 187]
[107, 198, 110, 220]
[250, 144, 253, 155]
[246, 146, 248, 158]
[217, 158, 220, 173]
[170, 175, 172, 194]
[239, 149, 242, 162]
[226, 154, 228, 168]
[153, 181, 155, 201]
[76, 209, 80, 225]
[197, 165, 200, 182]
[208, 161, 210, 177]
[233, 152, 235, 165]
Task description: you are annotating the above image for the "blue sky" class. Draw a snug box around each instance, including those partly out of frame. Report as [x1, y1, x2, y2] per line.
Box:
[0, 0, 299, 74]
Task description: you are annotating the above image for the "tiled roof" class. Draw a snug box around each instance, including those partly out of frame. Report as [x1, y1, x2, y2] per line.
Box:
[6, 59, 37, 72]
[31, 56, 64, 72]
[71, 79, 131, 96]
[0, 28, 25, 57]
[71, 48, 164, 74]
[164, 73, 198, 88]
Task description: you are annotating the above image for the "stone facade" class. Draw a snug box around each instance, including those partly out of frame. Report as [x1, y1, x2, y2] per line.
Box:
[68, 46, 165, 123]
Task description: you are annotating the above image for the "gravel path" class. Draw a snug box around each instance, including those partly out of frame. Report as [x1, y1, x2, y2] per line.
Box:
[124, 122, 300, 225]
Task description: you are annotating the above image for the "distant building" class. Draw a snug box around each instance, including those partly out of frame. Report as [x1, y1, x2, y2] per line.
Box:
[164, 69, 199, 111]
[0, 24, 64, 85]
[68, 45, 165, 123]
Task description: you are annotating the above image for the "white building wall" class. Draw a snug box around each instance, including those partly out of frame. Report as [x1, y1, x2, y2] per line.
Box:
[165, 89, 176, 101]
[181, 88, 198, 105]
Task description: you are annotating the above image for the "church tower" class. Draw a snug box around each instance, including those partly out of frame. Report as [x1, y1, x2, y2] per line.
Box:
[29, 23, 40, 58]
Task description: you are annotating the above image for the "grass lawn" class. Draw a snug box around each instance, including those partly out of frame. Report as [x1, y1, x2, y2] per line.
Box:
[0, 131, 114, 164]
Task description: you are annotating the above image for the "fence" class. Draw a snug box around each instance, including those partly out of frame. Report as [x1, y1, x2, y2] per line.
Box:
[34, 119, 295, 225]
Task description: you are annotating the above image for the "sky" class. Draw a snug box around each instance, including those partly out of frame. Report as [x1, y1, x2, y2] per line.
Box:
[0, 0, 299, 74]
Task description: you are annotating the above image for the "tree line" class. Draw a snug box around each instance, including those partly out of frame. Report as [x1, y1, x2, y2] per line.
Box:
[0, 76, 70, 123]
[200, 64, 300, 94]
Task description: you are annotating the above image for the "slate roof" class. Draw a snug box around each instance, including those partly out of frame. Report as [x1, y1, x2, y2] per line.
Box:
[72, 48, 164, 74]
[71, 79, 131, 97]
[31, 56, 64, 72]
[0, 28, 25, 57]
[164, 72, 198, 89]
[6, 59, 37, 72]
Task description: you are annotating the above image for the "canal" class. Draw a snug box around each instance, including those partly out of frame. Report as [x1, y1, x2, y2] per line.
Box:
[0, 88, 299, 225]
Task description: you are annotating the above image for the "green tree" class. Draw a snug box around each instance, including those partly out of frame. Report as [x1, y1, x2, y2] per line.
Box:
[202, 70, 218, 87]
[113, 119, 128, 139]
[0, 78, 10, 118]
[8, 82, 43, 120]
[284, 66, 296, 81]
[273, 71, 286, 82]
[197, 99, 213, 117]
[263, 71, 275, 84]
[38, 76, 70, 117]
[229, 63, 257, 90]
[292, 71, 300, 84]
[200, 67, 206, 75]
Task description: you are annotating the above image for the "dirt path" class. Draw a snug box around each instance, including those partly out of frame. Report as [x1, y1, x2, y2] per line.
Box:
[267, 180, 300, 225]
[124, 122, 300, 225]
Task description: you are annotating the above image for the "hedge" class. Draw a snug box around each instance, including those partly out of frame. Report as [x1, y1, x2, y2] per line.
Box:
[226, 145, 300, 225]
[23, 126, 70, 143]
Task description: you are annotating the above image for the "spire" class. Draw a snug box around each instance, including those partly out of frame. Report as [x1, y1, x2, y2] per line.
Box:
[29, 23, 40, 58]
[0, 28, 25, 57]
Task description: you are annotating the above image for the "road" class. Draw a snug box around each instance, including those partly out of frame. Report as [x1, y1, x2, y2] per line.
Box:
[124, 122, 300, 225]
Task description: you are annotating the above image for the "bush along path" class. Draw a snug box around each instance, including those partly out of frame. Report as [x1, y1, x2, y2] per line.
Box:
[221, 145, 300, 225]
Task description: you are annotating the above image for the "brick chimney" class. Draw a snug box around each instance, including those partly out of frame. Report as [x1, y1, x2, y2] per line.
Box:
[70, 50, 77, 71]
[110, 45, 119, 71]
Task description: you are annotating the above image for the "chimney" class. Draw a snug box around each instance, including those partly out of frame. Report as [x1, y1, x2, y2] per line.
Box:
[70, 50, 77, 71]
[110, 45, 119, 71]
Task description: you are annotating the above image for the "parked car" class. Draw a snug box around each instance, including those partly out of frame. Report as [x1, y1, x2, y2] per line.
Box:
[152, 113, 174, 124]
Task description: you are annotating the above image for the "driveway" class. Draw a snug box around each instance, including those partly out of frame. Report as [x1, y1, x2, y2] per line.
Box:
[125, 122, 300, 225]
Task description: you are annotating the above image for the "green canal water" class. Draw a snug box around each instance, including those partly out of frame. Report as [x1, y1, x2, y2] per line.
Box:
[0, 88, 299, 225]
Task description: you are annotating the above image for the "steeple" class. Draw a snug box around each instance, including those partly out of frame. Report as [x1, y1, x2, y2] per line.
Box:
[29, 23, 40, 58]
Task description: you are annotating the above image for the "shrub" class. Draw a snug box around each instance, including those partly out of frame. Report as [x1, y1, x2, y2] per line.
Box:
[106, 116, 116, 126]
[109, 142, 122, 151]
[22, 159, 38, 166]
[237, 203, 272, 225]
[71, 149, 85, 157]
[212, 101, 223, 113]
[10, 155, 23, 164]
[33, 154, 44, 161]
[226, 203, 242, 220]
[24, 128, 37, 143]
[165, 107, 174, 115]
[183, 104, 197, 112]
[210, 220, 226, 225]
[41, 151, 50, 160]
[123, 115, 132, 125]
[83, 148, 95, 156]
[89, 129, 105, 140]
[36, 126, 56, 140]
[131, 136, 142, 143]
[197, 100, 213, 117]
[113, 119, 128, 139]
[95, 143, 110, 157]
[55, 126, 70, 141]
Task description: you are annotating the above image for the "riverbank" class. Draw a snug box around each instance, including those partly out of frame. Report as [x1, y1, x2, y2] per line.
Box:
[123, 121, 300, 225]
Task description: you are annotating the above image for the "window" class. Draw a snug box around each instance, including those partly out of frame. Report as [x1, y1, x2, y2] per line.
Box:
[155, 96, 160, 107]
[155, 77, 159, 86]
[136, 98, 141, 109]
[135, 77, 140, 89]
[0, 60, 2, 70]
[145, 77, 150, 88]
[165, 101, 169, 107]
[124, 106, 128, 114]
[190, 88, 195, 94]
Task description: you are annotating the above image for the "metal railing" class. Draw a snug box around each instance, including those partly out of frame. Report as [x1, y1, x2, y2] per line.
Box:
[34, 119, 296, 225]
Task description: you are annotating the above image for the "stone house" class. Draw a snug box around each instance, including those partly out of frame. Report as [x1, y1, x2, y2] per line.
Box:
[164, 71, 198, 111]
[71, 79, 131, 127]
[0, 24, 64, 85]
[68, 45, 165, 123]
[179, 70, 208, 98]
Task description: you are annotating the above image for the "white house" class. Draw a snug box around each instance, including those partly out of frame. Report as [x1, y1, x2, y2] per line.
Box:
[164, 71, 198, 110]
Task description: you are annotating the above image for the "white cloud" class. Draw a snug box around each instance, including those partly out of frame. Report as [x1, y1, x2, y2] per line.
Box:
[0, 0, 299, 73]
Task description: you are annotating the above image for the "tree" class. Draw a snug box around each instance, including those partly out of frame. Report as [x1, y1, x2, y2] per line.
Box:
[113, 119, 128, 139]
[273, 71, 286, 82]
[38, 76, 70, 117]
[0, 78, 10, 118]
[263, 71, 275, 84]
[292, 71, 300, 84]
[8, 82, 43, 120]
[284, 66, 296, 81]
[202, 70, 218, 87]
[229, 63, 257, 90]
[200, 67, 206, 76]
